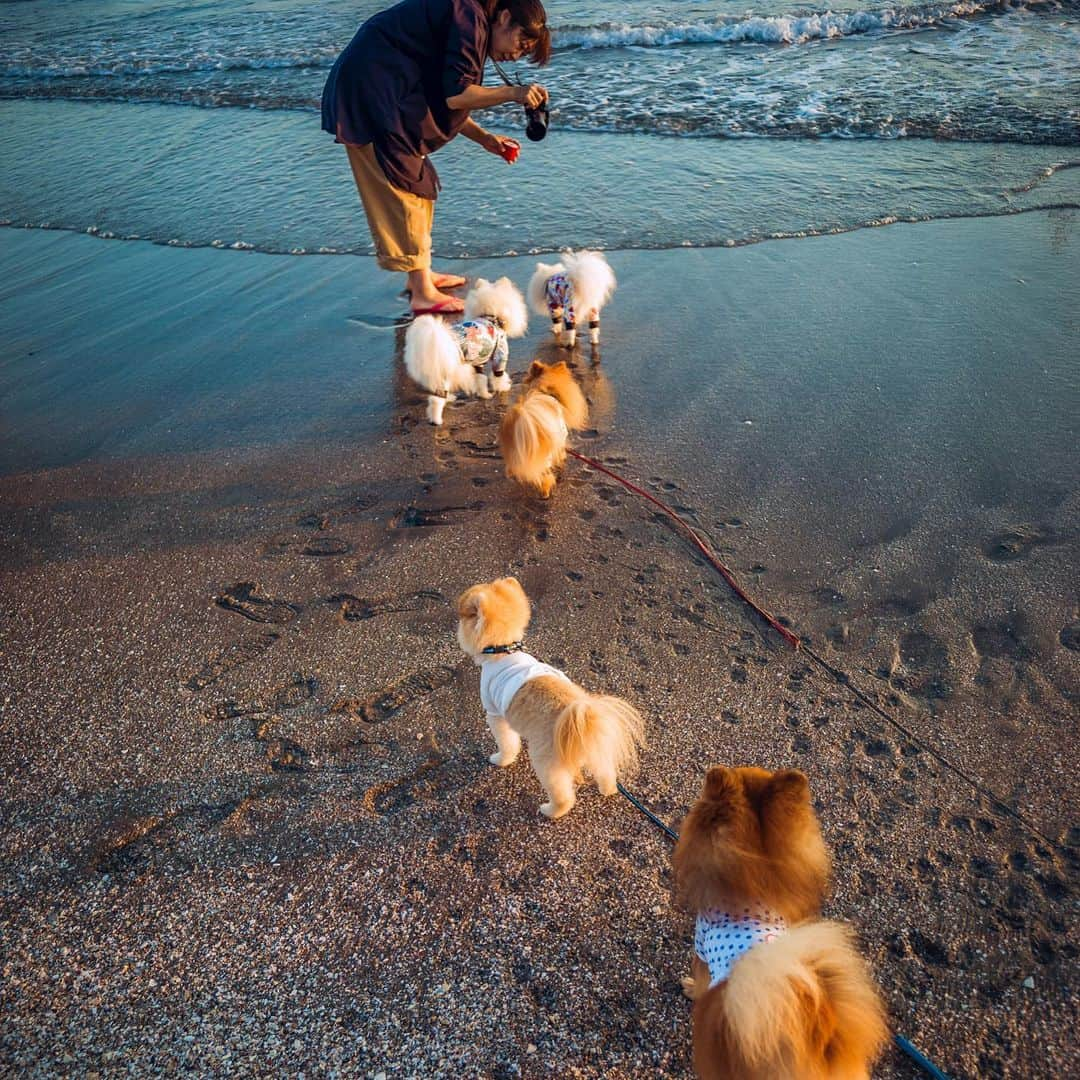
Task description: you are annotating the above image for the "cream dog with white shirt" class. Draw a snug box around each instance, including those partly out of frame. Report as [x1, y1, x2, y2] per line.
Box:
[456, 577, 644, 819]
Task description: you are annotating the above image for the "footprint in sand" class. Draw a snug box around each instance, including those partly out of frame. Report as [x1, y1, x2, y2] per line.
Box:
[204, 672, 317, 723]
[326, 589, 446, 621]
[391, 502, 484, 529]
[456, 438, 500, 460]
[888, 630, 952, 701]
[296, 493, 381, 531]
[331, 666, 456, 724]
[300, 537, 352, 557]
[91, 797, 248, 875]
[362, 742, 461, 815]
[185, 631, 280, 691]
[981, 525, 1055, 562]
[262, 535, 353, 558]
[215, 583, 300, 624]
[971, 615, 1034, 661]
[1058, 622, 1080, 652]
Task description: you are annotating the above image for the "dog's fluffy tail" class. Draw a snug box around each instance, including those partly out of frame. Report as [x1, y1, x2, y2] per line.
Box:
[698, 921, 888, 1080]
[527, 261, 564, 316]
[563, 250, 616, 316]
[553, 693, 644, 782]
[499, 392, 569, 496]
[404, 315, 470, 396]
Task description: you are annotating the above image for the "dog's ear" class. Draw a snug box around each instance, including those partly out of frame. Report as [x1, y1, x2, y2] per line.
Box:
[703, 765, 737, 801]
[528, 360, 545, 378]
[456, 587, 485, 620]
[474, 277, 490, 290]
[496, 576, 527, 602]
[763, 769, 811, 806]
[759, 769, 818, 854]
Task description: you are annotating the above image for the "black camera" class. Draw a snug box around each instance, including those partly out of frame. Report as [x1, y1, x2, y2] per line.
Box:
[524, 103, 549, 142]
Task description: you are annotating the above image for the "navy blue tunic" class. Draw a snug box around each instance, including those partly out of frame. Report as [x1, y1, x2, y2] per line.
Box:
[322, 0, 489, 200]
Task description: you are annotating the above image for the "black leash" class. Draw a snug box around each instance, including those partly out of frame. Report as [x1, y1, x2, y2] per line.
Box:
[616, 782, 679, 841]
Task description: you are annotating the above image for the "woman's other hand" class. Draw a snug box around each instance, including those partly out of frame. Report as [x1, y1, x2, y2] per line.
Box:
[484, 132, 521, 163]
[513, 83, 548, 109]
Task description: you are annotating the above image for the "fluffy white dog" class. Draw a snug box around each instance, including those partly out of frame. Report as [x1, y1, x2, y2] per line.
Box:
[527, 250, 616, 348]
[404, 277, 528, 425]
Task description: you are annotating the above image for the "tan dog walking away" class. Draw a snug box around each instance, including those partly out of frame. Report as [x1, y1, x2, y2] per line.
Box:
[456, 577, 644, 818]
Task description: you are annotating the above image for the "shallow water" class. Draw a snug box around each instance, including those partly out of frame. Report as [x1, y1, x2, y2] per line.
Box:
[2, 99, 1079, 260]
[1, 0, 1078, 259]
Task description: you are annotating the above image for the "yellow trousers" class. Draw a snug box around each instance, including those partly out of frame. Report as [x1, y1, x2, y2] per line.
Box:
[345, 143, 433, 273]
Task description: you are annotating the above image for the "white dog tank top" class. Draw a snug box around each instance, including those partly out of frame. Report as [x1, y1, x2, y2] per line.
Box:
[479, 652, 570, 717]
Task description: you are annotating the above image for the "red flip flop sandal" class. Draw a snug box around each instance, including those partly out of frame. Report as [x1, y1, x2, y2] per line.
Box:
[411, 298, 465, 316]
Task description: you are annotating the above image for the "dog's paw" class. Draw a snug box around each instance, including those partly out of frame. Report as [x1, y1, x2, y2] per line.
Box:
[491, 373, 511, 393]
[539, 800, 573, 819]
[488, 751, 518, 767]
[681, 975, 700, 1000]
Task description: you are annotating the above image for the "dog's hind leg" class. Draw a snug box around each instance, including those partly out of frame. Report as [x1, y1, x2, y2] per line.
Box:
[588, 309, 601, 346]
[472, 368, 493, 399]
[549, 305, 564, 336]
[592, 762, 617, 797]
[538, 765, 576, 819]
[562, 317, 577, 348]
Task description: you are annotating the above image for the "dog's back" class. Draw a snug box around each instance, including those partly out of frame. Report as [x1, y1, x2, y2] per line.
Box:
[525, 361, 589, 430]
[499, 393, 568, 497]
[693, 921, 888, 1080]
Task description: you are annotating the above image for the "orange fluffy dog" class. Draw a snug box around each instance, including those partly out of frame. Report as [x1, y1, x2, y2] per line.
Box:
[673, 766, 888, 1080]
[456, 577, 644, 818]
[498, 360, 588, 498]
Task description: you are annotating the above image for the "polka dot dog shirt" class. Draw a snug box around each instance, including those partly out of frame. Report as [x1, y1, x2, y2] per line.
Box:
[695, 904, 788, 987]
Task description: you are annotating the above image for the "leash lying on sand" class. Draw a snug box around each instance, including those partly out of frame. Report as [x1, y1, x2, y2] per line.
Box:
[561, 446, 1041, 1080]
[566, 447, 1062, 854]
[566, 449, 801, 649]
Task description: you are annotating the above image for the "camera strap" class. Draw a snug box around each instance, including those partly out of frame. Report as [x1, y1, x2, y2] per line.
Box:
[489, 57, 521, 87]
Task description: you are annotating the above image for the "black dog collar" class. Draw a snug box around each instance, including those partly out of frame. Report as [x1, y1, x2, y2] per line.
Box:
[481, 641, 525, 655]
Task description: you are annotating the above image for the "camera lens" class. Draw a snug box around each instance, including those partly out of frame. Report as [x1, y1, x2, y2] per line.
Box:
[525, 104, 549, 142]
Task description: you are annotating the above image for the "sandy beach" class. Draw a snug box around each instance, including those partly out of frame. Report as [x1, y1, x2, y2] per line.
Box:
[1, 210, 1077, 1076]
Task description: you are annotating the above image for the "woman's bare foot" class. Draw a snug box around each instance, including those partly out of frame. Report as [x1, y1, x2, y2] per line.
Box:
[431, 271, 467, 289]
[409, 289, 464, 313]
[407, 269, 465, 313]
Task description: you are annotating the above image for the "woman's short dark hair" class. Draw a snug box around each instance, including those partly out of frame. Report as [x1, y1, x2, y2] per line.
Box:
[485, 0, 551, 66]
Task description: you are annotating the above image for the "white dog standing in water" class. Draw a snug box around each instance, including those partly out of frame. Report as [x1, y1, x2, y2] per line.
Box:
[527, 249, 616, 348]
[404, 276, 528, 424]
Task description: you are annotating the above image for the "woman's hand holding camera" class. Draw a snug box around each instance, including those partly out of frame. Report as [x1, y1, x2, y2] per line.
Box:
[513, 83, 548, 109]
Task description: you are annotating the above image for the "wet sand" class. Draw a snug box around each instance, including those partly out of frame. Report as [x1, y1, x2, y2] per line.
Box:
[1, 215, 1077, 1077]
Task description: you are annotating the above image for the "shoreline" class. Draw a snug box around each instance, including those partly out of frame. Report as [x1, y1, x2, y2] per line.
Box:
[1, 212, 1077, 1076]
[3, 97, 1079, 260]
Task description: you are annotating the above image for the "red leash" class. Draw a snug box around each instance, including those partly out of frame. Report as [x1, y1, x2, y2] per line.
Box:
[565, 449, 801, 650]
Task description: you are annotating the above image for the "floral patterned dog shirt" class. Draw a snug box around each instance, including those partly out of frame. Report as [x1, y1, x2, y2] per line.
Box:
[543, 271, 576, 328]
[452, 317, 508, 376]
[695, 904, 788, 987]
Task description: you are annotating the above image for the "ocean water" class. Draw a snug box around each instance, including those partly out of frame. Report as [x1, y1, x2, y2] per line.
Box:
[1, 0, 1078, 255]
